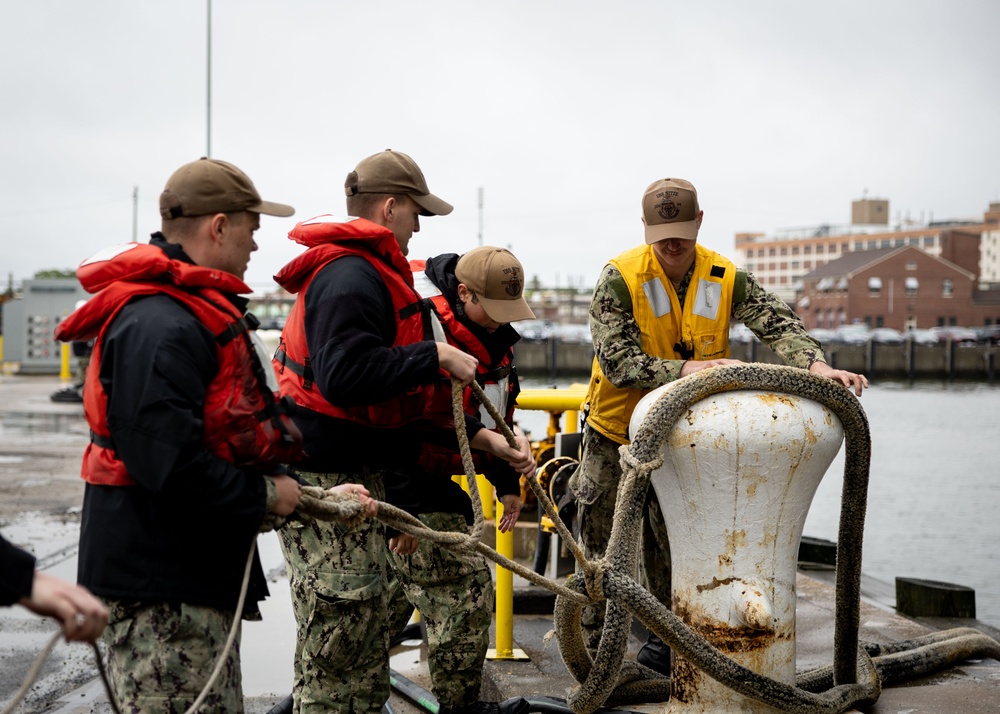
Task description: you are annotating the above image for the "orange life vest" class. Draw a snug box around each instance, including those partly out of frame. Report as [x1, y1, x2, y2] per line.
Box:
[272, 216, 453, 429]
[55, 242, 303, 486]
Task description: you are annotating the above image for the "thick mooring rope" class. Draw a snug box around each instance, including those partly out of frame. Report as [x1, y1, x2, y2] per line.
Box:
[8, 364, 999, 714]
[550, 363, 1000, 714]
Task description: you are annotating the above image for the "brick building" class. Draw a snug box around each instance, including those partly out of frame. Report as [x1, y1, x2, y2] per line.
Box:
[799, 246, 1000, 331]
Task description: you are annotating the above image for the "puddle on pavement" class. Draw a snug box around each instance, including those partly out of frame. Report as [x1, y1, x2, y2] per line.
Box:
[0, 411, 87, 435]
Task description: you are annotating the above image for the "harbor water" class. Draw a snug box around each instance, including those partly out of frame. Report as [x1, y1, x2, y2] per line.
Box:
[516, 376, 1000, 629]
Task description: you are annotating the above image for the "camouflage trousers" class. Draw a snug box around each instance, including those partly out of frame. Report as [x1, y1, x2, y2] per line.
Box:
[385, 511, 494, 710]
[101, 599, 243, 714]
[567, 425, 671, 650]
[277, 468, 389, 714]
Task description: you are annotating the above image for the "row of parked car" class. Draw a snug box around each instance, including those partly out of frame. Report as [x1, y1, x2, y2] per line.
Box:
[518, 320, 593, 344]
[730, 323, 1000, 346]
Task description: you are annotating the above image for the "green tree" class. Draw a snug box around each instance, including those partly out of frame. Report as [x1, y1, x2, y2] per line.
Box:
[33, 269, 77, 279]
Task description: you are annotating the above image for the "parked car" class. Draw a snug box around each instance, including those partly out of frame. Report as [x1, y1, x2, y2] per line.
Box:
[973, 325, 1000, 345]
[905, 328, 939, 345]
[517, 319, 554, 342]
[807, 328, 838, 345]
[870, 327, 904, 344]
[929, 326, 977, 344]
[834, 324, 872, 345]
[551, 323, 593, 344]
[729, 324, 756, 343]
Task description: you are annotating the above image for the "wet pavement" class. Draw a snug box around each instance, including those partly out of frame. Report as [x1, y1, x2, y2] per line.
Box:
[3, 374, 1000, 713]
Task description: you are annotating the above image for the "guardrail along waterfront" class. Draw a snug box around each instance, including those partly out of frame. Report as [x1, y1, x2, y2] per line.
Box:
[514, 339, 998, 380]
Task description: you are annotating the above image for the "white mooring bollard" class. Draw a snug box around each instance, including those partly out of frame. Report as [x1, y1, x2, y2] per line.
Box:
[629, 382, 845, 713]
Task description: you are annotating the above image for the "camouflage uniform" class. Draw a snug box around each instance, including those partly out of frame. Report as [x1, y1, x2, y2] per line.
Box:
[102, 600, 243, 714]
[277, 468, 389, 713]
[385, 511, 494, 711]
[569, 261, 825, 646]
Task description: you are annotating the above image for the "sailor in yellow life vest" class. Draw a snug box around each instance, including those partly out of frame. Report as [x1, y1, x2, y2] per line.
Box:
[569, 177, 868, 675]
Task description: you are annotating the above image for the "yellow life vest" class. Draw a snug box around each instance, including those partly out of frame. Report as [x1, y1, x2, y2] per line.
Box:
[585, 243, 737, 444]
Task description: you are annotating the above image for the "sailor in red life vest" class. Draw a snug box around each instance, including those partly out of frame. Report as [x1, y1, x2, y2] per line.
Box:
[52, 158, 370, 713]
[272, 151, 533, 714]
[384, 247, 536, 714]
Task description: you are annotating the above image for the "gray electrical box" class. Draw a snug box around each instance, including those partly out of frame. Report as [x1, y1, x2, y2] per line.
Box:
[1, 279, 89, 374]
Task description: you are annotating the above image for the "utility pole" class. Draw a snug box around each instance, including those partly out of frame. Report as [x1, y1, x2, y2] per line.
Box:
[477, 187, 484, 246]
[206, 0, 212, 157]
[132, 186, 138, 242]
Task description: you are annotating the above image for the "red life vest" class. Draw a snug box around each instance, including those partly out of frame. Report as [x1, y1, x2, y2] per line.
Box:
[272, 216, 453, 429]
[55, 243, 303, 486]
[410, 260, 518, 475]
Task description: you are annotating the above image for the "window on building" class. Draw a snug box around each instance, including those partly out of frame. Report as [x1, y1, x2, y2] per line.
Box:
[804, 246, 812, 255]
[842, 242, 849, 252]
[923, 237, 935, 247]
[905, 261, 917, 270]
[769, 248, 776, 257]
[792, 246, 799, 256]
[780, 247, 787, 256]
[880, 240, 891, 248]
[868, 276, 882, 297]
[905, 276, 918, 297]
[780, 262, 787, 270]
[876, 316, 884, 327]
[942, 279, 953, 297]
[804, 260, 812, 269]
[780, 275, 788, 284]
[816, 244, 824, 254]
[791, 260, 800, 269]
[746, 262, 754, 271]
[757, 249, 764, 258]
[909, 237, 919, 246]
[746, 250, 753, 259]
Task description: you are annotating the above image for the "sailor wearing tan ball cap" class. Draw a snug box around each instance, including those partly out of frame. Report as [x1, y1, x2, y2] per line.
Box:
[454, 246, 536, 329]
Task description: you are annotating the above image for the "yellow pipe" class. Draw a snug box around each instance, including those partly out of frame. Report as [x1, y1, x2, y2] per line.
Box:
[515, 386, 588, 413]
[59, 342, 72, 381]
[476, 474, 494, 520]
[493, 499, 514, 658]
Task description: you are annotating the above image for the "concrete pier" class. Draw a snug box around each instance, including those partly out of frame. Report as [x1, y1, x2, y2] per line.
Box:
[2, 375, 999, 714]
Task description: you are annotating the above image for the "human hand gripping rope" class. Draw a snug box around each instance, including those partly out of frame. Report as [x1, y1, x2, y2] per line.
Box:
[7, 365, 1000, 714]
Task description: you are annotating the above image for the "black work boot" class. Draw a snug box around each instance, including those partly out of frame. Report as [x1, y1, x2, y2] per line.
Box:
[440, 697, 531, 714]
[636, 631, 671, 676]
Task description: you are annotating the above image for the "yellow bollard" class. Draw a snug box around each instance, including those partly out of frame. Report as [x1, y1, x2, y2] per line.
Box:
[486, 499, 528, 661]
[59, 342, 72, 382]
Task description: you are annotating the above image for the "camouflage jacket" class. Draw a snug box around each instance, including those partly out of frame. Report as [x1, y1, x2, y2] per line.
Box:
[590, 259, 825, 390]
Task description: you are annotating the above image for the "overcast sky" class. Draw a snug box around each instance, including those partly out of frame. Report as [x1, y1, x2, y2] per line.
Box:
[2, 1, 998, 292]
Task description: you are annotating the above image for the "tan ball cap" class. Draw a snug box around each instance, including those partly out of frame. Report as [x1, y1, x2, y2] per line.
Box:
[642, 177, 700, 243]
[455, 246, 535, 323]
[345, 149, 453, 217]
[159, 157, 294, 220]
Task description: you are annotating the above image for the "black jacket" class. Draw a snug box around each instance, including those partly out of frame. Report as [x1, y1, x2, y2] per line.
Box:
[0, 534, 35, 606]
